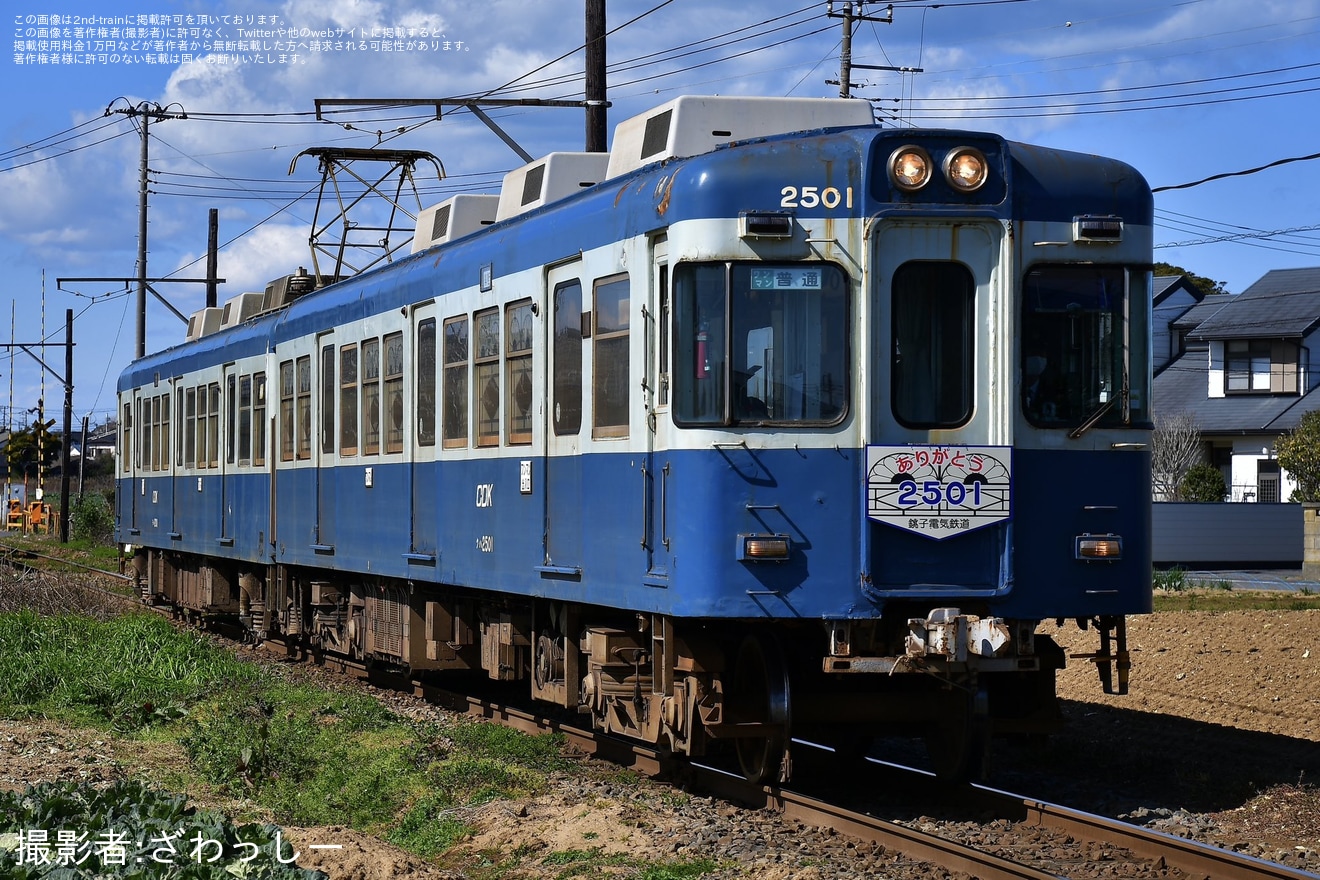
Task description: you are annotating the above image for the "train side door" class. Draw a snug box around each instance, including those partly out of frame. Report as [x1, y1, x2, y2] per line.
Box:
[409, 303, 439, 558]
[644, 241, 672, 580]
[314, 333, 336, 551]
[543, 263, 585, 572]
[220, 364, 237, 543]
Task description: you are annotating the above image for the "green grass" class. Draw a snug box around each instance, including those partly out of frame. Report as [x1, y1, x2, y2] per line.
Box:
[0, 609, 570, 863]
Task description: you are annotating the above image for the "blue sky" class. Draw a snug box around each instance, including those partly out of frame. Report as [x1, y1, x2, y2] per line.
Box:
[4, 0, 1319, 427]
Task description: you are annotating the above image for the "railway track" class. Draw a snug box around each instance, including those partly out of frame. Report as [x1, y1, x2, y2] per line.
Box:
[3, 545, 1316, 880]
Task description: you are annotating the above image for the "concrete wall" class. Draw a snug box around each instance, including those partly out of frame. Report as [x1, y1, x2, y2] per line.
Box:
[1153, 502, 1302, 568]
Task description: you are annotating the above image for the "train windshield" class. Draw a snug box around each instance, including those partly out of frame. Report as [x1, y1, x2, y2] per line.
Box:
[1021, 265, 1150, 432]
[673, 262, 848, 426]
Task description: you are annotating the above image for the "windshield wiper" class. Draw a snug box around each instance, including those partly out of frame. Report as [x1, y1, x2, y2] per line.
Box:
[1068, 396, 1118, 439]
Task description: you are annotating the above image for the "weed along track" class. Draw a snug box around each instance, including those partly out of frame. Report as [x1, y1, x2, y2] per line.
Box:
[1, 543, 1318, 879]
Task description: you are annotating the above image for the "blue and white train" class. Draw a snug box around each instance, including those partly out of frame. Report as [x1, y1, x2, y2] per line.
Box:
[117, 95, 1153, 782]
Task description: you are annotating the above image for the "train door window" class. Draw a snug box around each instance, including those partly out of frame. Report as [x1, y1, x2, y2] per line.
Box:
[195, 385, 209, 470]
[208, 383, 221, 468]
[238, 375, 253, 465]
[176, 388, 183, 467]
[253, 373, 267, 467]
[384, 332, 404, 454]
[593, 275, 630, 438]
[506, 301, 533, 445]
[163, 393, 171, 469]
[121, 402, 131, 474]
[553, 281, 582, 436]
[280, 360, 295, 462]
[320, 343, 335, 455]
[227, 375, 237, 465]
[184, 387, 197, 467]
[417, 319, 437, 447]
[892, 261, 974, 428]
[362, 337, 381, 455]
[296, 356, 312, 460]
[443, 316, 469, 448]
[475, 308, 500, 447]
[658, 266, 670, 408]
[339, 344, 358, 456]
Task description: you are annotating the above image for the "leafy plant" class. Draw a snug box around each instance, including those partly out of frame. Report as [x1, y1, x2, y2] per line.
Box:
[1276, 409, 1320, 502]
[1153, 566, 1187, 592]
[68, 492, 115, 543]
[1179, 463, 1226, 502]
[0, 779, 327, 879]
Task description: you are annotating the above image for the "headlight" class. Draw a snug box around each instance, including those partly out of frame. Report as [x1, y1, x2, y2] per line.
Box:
[888, 146, 933, 192]
[944, 147, 988, 192]
[1076, 534, 1122, 560]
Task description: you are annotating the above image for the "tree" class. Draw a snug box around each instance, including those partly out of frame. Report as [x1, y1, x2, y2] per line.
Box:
[1153, 262, 1230, 297]
[1274, 410, 1320, 502]
[4, 416, 62, 481]
[1150, 411, 1203, 500]
[1180, 463, 1227, 502]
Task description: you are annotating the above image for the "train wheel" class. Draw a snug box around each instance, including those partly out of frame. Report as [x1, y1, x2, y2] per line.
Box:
[730, 633, 791, 784]
[923, 685, 989, 781]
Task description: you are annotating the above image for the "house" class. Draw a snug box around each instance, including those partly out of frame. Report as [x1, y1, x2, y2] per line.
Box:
[1152, 274, 1205, 372]
[1153, 267, 1320, 502]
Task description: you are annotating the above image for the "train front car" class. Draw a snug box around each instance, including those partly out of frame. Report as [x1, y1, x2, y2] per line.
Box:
[647, 106, 1153, 782]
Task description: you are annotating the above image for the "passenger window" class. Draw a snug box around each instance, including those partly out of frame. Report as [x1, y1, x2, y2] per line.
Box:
[674, 263, 848, 426]
[363, 338, 381, 455]
[253, 373, 267, 467]
[185, 387, 197, 467]
[506, 300, 533, 445]
[593, 275, 630, 438]
[208, 383, 221, 468]
[891, 261, 974, 428]
[340, 344, 358, 456]
[195, 385, 208, 470]
[384, 332, 404, 454]
[443, 316, 469, 449]
[295, 356, 311, 461]
[238, 375, 253, 465]
[475, 309, 500, 447]
[279, 360, 295, 462]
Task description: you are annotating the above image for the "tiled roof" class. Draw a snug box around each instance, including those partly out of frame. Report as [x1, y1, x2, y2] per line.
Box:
[1188, 267, 1320, 340]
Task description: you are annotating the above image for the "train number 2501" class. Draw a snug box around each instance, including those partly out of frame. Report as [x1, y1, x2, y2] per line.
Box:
[780, 185, 853, 209]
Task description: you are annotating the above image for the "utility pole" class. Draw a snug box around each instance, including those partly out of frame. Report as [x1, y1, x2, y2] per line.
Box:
[106, 100, 187, 359]
[585, 0, 608, 152]
[827, 2, 896, 98]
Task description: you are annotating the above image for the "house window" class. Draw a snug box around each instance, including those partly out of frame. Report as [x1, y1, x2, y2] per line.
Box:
[1226, 339, 1299, 394]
